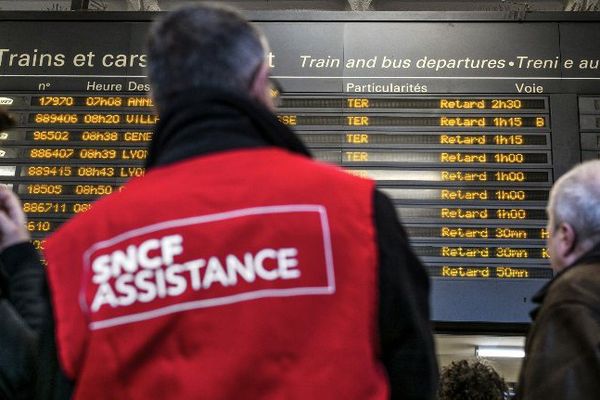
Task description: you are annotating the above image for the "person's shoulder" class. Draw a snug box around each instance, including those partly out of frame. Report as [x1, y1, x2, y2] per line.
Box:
[47, 175, 148, 242]
[545, 262, 600, 309]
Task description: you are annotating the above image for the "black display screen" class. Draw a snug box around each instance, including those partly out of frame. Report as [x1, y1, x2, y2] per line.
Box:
[2, 13, 599, 326]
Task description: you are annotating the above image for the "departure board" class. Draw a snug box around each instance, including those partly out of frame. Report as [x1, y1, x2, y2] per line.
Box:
[1, 12, 599, 327]
[276, 94, 554, 310]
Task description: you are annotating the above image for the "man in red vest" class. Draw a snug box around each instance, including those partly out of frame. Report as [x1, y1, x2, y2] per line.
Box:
[2, 4, 437, 399]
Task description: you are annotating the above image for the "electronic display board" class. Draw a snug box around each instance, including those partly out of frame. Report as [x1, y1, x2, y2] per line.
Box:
[0, 12, 598, 328]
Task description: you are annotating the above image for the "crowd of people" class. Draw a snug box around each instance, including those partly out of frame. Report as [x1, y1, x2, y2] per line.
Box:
[0, 3, 599, 399]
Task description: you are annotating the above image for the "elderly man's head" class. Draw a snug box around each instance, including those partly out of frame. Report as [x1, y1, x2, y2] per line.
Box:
[146, 4, 272, 112]
[546, 160, 600, 272]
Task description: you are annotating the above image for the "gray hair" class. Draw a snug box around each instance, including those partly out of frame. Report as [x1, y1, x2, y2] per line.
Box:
[146, 3, 267, 110]
[547, 160, 600, 248]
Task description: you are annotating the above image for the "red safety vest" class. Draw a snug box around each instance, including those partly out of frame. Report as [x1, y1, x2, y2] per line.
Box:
[45, 148, 389, 399]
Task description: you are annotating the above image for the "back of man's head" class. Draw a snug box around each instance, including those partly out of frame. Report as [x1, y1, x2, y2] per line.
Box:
[146, 3, 266, 111]
[547, 160, 600, 251]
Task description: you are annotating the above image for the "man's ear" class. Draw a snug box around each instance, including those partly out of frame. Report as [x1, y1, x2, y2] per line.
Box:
[556, 222, 578, 261]
[249, 62, 273, 110]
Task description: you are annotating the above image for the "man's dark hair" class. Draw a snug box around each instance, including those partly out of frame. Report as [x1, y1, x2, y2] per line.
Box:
[146, 3, 266, 111]
[0, 109, 14, 132]
[438, 360, 508, 400]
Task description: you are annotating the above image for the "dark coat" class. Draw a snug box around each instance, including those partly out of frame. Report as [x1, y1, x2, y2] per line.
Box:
[0, 295, 37, 400]
[519, 245, 600, 399]
[0, 244, 48, 400]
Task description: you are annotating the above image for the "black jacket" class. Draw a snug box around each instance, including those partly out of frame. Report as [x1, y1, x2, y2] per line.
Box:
[0, 244, 47, 400]
[518, 243, 600, 399]
[31, 88, 437, 399]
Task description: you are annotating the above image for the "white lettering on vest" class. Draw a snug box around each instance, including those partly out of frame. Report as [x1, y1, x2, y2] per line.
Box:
[90, 234, 301, 312]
